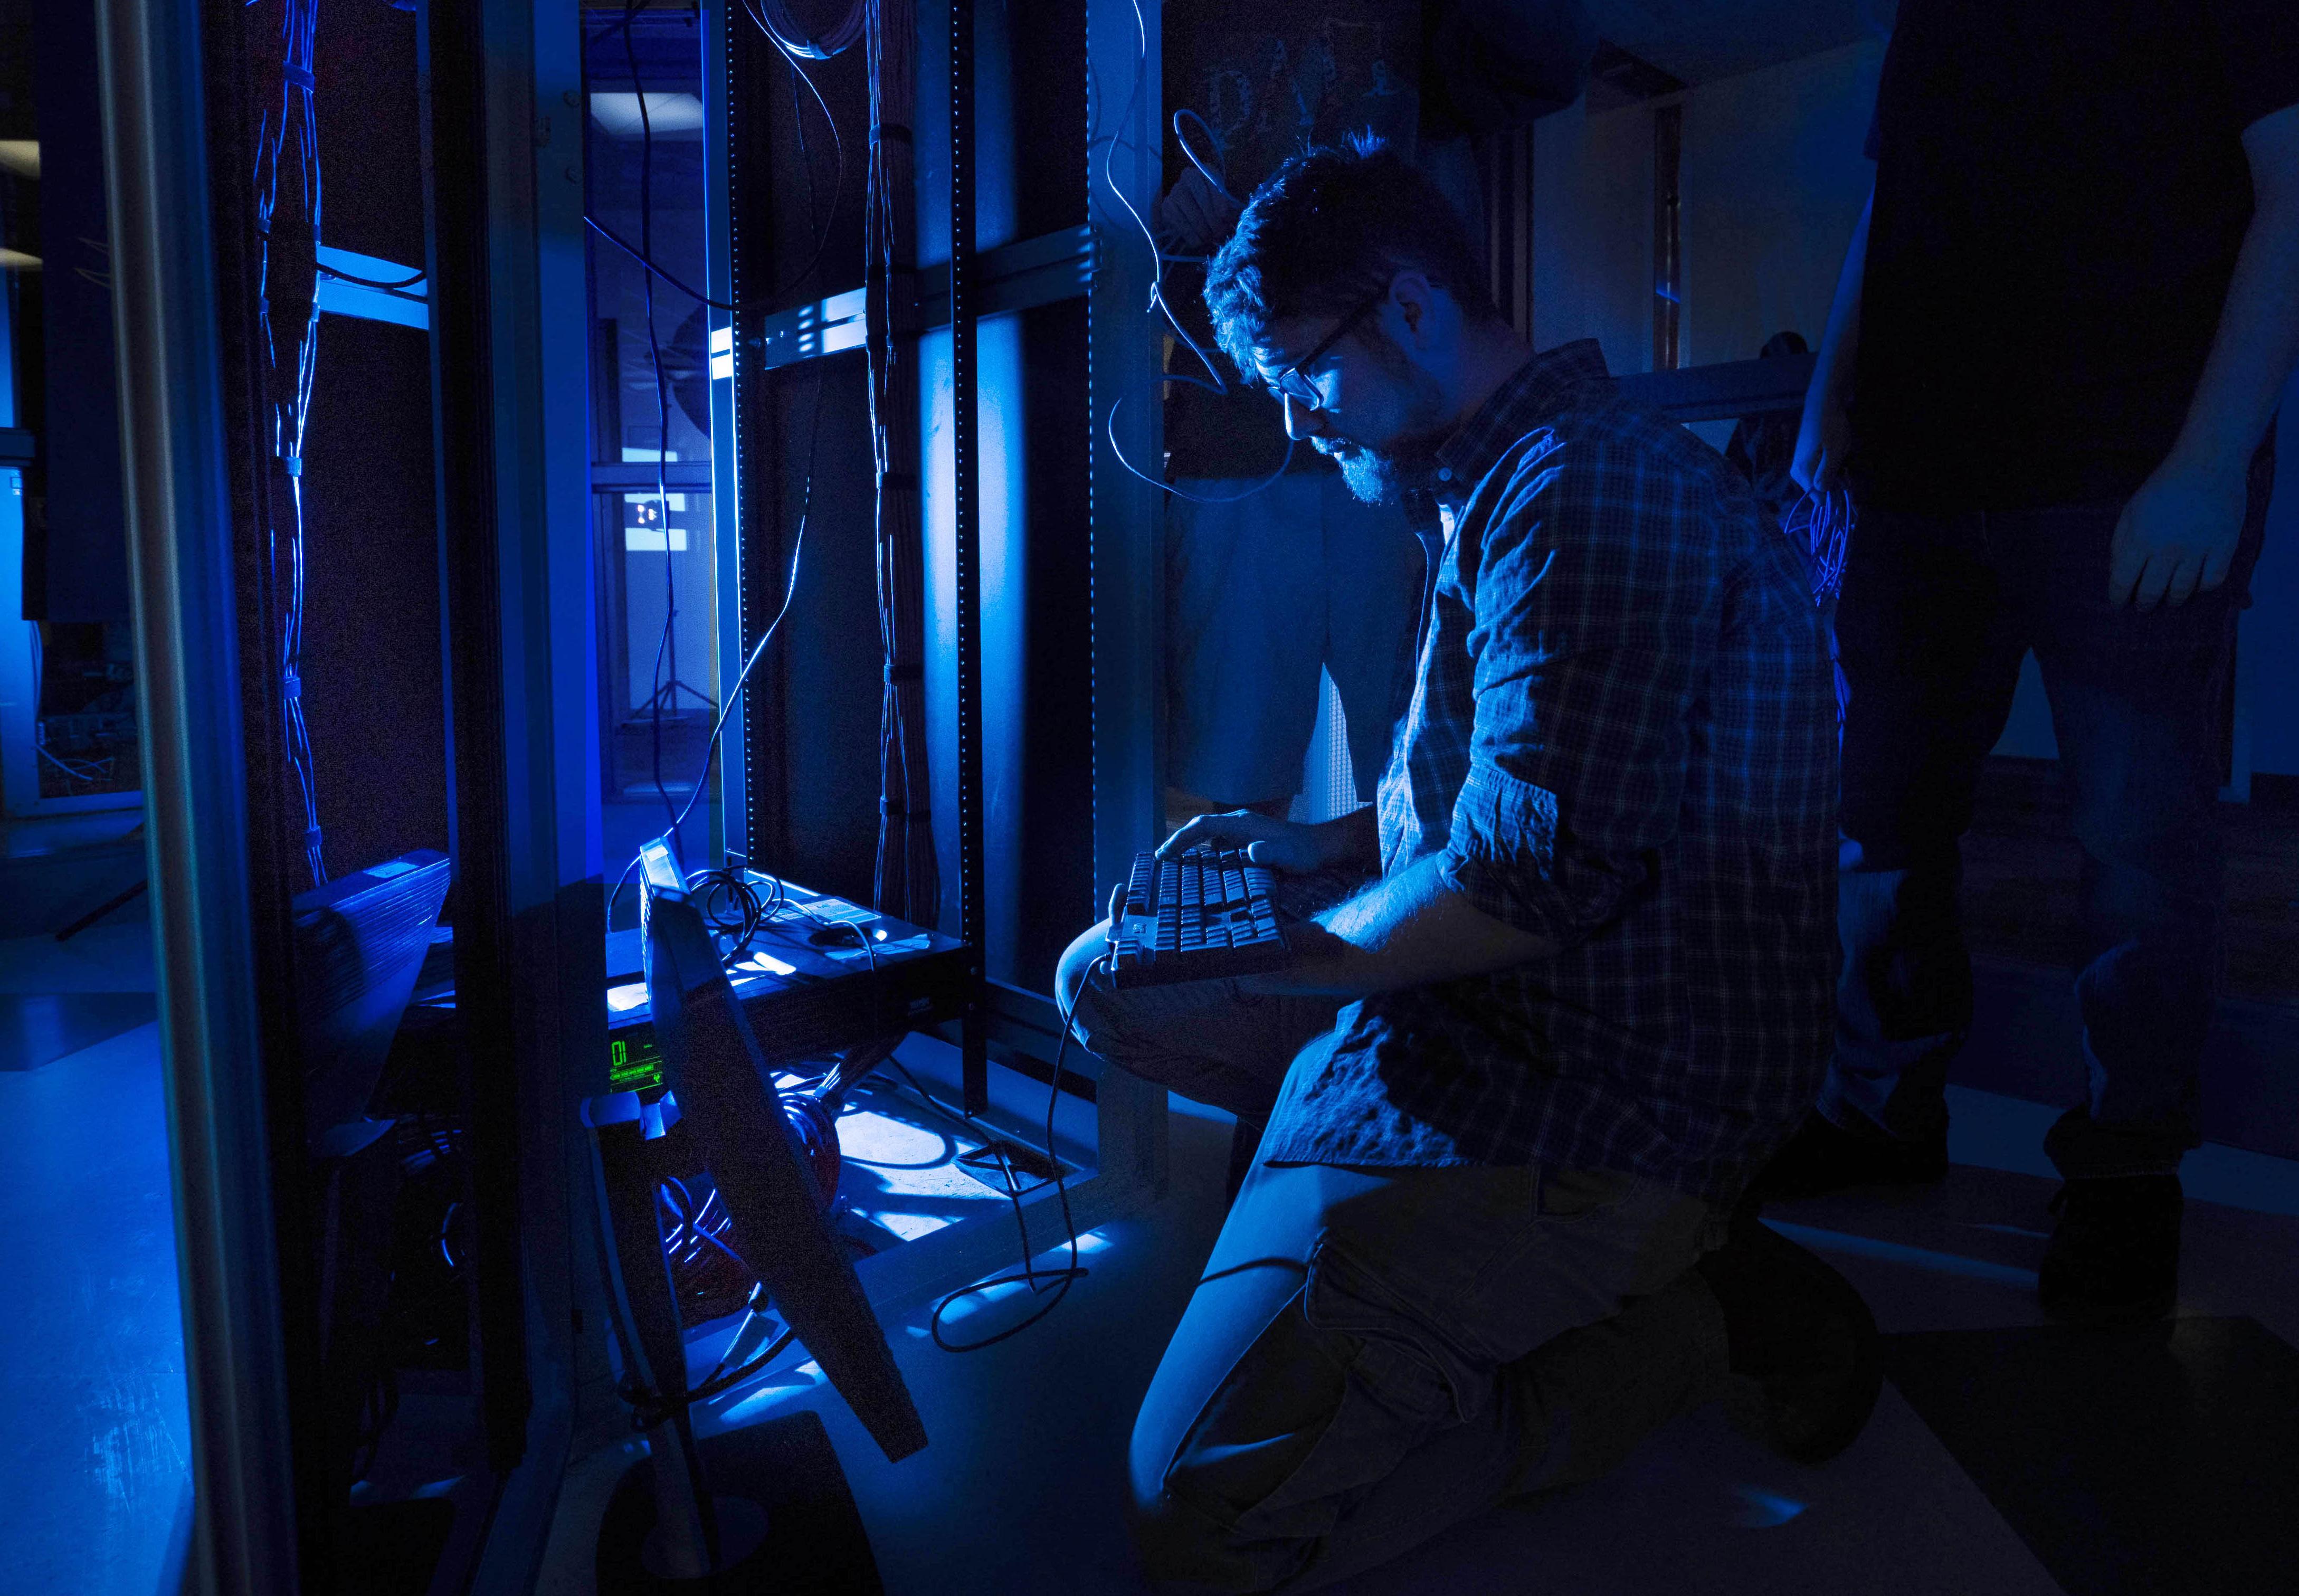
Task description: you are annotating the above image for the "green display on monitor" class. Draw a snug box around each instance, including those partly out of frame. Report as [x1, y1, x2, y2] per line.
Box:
[608, 1029, 665, 1093]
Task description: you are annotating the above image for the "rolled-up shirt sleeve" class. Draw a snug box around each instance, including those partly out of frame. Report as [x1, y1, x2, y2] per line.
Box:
[1434, 438, 1720, 945]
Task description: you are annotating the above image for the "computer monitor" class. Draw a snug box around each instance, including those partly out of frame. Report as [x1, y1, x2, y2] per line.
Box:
[636, 839, 927, 1463]
[292, 849, 452, 1158]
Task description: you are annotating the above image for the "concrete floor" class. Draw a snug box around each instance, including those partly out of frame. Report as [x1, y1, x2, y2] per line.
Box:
[0, 916, 186, 1596]
[536, 1085, 2299, 1596]
[7, 902, 2294, 1596]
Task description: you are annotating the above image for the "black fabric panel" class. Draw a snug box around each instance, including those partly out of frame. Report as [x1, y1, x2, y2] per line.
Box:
[758, 353, 885, 907]
[294, 0, 448, 878]
[1008, 297, 1094, 990]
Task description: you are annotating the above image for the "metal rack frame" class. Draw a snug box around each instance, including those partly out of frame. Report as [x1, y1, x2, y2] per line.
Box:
[703, 0, 1168, 1322]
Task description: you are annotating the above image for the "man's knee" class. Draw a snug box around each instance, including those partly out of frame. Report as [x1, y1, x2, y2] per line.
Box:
[1125, 1286, 1358, 1593]
[1126, 1451, 1300, 1595]
[1055, 920, 1114, 1033]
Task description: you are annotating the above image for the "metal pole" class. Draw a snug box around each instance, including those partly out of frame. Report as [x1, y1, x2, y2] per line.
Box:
[951, 0, 987, 1114]
[1652, 102, 1683, 372]
[94, 0, 303, 1590]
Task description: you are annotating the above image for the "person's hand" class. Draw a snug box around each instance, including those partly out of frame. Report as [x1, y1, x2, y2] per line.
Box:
[1155, 166, 1242, 260]
[1155, 809, 1326, 874]
[1790, 389, 1852, 493]
[2109, 455, 2250, 611]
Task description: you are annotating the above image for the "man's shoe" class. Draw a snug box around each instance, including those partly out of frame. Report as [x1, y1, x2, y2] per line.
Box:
[2038, 1174, 2182, 1325]
[1697, 1205, 1883, 1464]
[1745, 1110, 1949, 1203]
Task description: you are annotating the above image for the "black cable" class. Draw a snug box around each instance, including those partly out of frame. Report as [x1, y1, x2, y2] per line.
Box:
[603, 1, 847, 926]
[769, 41, 845, 300]
[734, 0, 862, 62]
[618, 1321, 801, 1431]
[582, 215, 735, 311]
[584, 2, 849, 316]
[1096, 0, 1295, 507]
[618, 1175, 810, 1426]
[691, 863, 767, 958]
[615, 2, 687, 832]
[862, 0, 936, 926]
[606, 362, 822, 930]
[315, 261, 427, 292]
[925, 955, 1099, 1353]
[689, 1324, 800, 1409]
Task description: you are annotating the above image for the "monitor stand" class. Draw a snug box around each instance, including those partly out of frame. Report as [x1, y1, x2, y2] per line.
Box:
[585, 1093, 883, 1594]
[594, 1412, 878, 1594]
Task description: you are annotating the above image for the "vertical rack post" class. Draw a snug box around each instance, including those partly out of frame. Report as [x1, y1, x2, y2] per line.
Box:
[1651, 101, 1683, 372]
[950, 0, 986, 1113]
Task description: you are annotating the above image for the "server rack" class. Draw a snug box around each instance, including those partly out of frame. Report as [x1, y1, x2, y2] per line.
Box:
[108, 0, 601, 1589]
[708, 0, 1168, 1320]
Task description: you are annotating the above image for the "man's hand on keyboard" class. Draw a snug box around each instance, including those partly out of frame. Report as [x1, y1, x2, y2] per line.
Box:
[1156, 810, 1329, 875]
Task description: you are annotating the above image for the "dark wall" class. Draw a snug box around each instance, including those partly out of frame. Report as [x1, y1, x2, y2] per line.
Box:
[746, 352, 886, 909]
[22, 4, 128, 622]
[727, 5, 869, 308]
[1010, 0, 1087, 238]
[1008, 297, 1095, 987]
[298, 313, 449, 877]
[291, 1, 450, 879]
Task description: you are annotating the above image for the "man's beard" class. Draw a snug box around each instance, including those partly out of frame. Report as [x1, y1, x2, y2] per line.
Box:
[1314, 349, 1450, 505]
[1319, 435, 1443, 504]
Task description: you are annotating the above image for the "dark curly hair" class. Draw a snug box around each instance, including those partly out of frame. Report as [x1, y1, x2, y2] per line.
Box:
[1203, 134, 1499, 383]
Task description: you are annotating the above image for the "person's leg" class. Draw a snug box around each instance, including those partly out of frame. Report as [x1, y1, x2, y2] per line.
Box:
[2017, 465, 2269, 1318]
[1167, 476, 1332, 809]
[1314, 473, 1426, 800]
[1054, 920, 1343, 1124]
[1811, 508, 2031, 1151]
[1127, 1152, 1725, 1594]
[2022, 501, 2250, 1179]
[2024, 455, 2270, 1181]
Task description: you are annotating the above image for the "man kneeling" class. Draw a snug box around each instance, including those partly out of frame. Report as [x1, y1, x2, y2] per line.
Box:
[1056, 139, 1874, 1594]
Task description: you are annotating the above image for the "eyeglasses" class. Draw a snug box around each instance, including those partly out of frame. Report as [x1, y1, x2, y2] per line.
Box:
[1264, 280, 1391, 408]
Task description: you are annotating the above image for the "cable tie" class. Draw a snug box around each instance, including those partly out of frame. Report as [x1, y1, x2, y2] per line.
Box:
[878, 800, 930, 819]
[279, 453, 302, 477]
[869, 123, 914, 146]
[283, 64, 316, 91]
[882, 662, 922, 684]
[303, 826, 325, 850]
[281, 671, 301, 699]
[877, 470, 919, 490]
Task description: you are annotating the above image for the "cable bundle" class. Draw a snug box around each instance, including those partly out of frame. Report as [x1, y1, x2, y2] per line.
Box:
[917, 955, 1098, 1353]
[1781, 485, 1854, 736]
[252, 0, 329, 887]
[690, 858, 789, 961]
[1095, 0, 1294, 505]
[622, 1176, 797, 1428]
[863, 0, 940, 928]
[739, 0, 866, 61]
[658, 1176, 763, 1325]
[1782, 484, 1852, 607]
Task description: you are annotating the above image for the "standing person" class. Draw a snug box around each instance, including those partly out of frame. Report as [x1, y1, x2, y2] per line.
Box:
[1764, 0, 2299, 1324]
[1059, 141, 1862, 1594]
[1155, 0, 1593, 819]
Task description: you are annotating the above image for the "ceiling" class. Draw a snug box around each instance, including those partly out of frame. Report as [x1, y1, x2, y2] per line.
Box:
[1581, 0, 1895, 88]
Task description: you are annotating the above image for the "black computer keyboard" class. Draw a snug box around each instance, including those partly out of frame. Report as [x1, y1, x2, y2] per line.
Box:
[1105, 847, 1288, 988]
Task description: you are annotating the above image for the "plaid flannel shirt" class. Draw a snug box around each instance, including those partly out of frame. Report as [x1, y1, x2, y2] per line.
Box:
[1259, 340, 1838, 1202]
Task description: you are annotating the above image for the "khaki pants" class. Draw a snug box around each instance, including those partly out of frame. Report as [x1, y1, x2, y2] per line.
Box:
[1058, 927, 1732, 1593]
